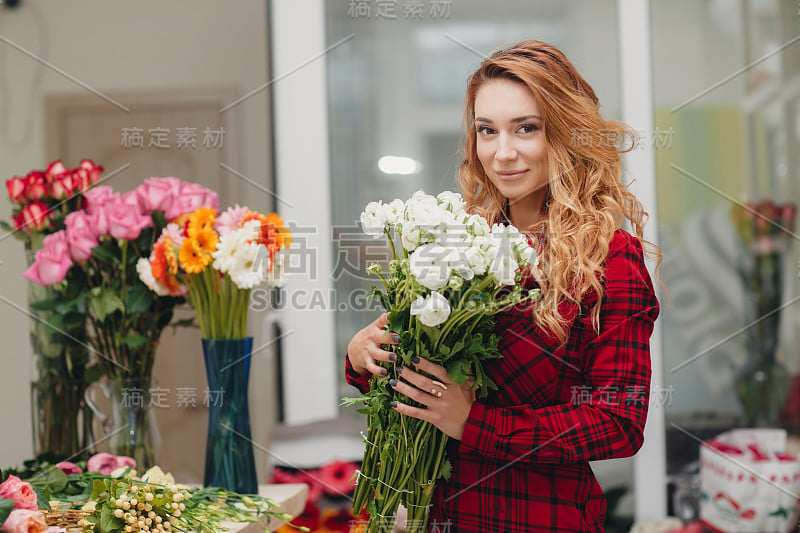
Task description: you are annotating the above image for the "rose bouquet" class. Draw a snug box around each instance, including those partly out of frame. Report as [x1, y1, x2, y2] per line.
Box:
[23, 177, 219, 467]
[138, 204, 291, 492]
[342, 191, 539, 532]
[3, 159, 103, 456]
[0, 456, 308, 533]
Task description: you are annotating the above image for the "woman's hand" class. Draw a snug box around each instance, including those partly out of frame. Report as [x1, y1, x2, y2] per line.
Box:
[346, 312, 400, 377]
[390, 357, 476, 441]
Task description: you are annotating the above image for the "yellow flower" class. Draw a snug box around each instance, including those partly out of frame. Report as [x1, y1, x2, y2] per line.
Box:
[193, 228, 219, 255]
[187, 206, 217, 238]
[179, 237, 212, 274]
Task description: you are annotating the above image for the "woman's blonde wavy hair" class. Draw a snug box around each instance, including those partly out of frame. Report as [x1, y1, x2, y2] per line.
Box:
[459, 40, 661, 343]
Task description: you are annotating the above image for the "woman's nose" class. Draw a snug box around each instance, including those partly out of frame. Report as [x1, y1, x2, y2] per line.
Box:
[495, 134, 517, 161]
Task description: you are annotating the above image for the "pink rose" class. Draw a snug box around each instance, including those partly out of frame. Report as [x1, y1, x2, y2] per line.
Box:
[0, 475, 38, 511]
[82, 186, 119, 216]
[23, 231, 73, 286]
[54, 461, 82, 475]
[135, 177, 180, 215]
[79, 160, 103, 188]
[165, 182, 218, 220]
[6, 177, 26, 204]
[104, 197, 151, 240]
[14, 202, 51, 232]
[87, 453, 136, 475]
[24, 172, 48, 201]
[1, 509, 47, 533]
[64, 211, 99, 262]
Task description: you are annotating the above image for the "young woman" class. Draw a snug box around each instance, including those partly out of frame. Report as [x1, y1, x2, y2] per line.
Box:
[345, 40, 660, 532]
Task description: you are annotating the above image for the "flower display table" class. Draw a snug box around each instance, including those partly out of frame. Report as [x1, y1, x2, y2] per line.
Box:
[218, 483, 308, 532]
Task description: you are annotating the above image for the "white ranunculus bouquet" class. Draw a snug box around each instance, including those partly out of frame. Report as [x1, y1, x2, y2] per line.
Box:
[344, 190, 539, 532]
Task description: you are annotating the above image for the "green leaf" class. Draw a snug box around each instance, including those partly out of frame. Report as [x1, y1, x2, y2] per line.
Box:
[439, 459, 453, 481]
[91, 479, 107, 500]
[125, 284, 154, 314]
[46, 465, 68, 492]
[43, 313, 65, 335]
[87, 290, 124, 322]
[91, 245, 115, 262]
[123, 334, 147, 348]
[28, 298, 57, 311]
[0, 499, 14, 526]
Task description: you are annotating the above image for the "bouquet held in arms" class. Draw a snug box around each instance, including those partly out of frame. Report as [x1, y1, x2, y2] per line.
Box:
[343, 191, 539, 532]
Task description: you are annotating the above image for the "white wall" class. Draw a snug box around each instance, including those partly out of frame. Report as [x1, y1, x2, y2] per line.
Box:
[0, 0, 268, 469]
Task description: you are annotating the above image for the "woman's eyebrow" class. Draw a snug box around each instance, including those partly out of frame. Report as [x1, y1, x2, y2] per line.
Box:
[475, 115, 542, 123]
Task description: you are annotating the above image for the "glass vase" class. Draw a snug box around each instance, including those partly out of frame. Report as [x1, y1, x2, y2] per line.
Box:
[26, 244, 93, 458]
[734, 249, 791, 426]
[202, 337, 258, 493]
[31, 379, 93, 459]
[85, 377, 161, 469]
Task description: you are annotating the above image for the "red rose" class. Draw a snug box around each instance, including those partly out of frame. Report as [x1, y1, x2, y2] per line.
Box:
[6, 176, 26, 204]
[49, 171, 81, 200]
[0, 475, 39, 511]
[79, 159, 103, 187]
[24, 172, 48, 201]
[14, 201, 51, 232]
[45, 160, 66, 184]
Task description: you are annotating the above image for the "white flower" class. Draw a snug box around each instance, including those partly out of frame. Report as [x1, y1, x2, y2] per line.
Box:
[401, 222, 422, 251]
[410, 291, 451, 327]
[229, 241, 264, 289]
[404, 191, 439, 228]
[464, 245, 489, 276]
[110, 466, 138, 479]
[384, 199, 405, 226]
[212, 220, 257, 273]
[515, 242, 538, 267]
[142, 466, 176, 486]
[466, 214, 491, 237]
[136, 257, 170, 296]
[445, 248, 475, 281]
[360, 201, 388, 238]
[436, 191, 466, 213]
[409, 243, 451, 290]
[489, 252, 518, 286]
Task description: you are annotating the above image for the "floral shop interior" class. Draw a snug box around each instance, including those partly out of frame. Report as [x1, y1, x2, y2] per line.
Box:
[1, 1, 800, 533]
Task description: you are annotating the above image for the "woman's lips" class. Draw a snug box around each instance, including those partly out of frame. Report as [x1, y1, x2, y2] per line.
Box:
[495, 169, 528, 180]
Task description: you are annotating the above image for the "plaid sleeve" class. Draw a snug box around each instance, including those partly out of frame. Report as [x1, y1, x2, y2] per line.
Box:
[459, 230, 659, 464]
[345, 353, 371, 394]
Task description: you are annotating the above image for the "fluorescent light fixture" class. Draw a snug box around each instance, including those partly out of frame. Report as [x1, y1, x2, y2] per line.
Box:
[378, 155, 420, 175]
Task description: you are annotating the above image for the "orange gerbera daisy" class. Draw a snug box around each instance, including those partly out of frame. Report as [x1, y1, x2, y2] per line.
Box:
[179, 237, 212, 274]
[264, 212, 292, 248]
[151, 237, 181, 293]
[187, 206, 217, 238]
[193, 228, 220, 255]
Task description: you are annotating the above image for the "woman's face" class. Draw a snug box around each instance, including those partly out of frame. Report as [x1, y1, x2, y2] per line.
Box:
[474, 78, 549, 218]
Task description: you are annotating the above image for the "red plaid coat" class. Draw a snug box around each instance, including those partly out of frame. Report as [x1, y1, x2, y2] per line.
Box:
[346, 229, 659, 532]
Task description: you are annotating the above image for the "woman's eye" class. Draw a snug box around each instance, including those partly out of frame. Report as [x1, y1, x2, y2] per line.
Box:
[477, 126, 495, 135]
[519, 124, 540, 134]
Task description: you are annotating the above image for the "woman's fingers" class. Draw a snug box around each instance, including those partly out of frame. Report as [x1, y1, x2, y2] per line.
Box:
[410, 356, 450, 383]
[389, 377, 432, 407]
